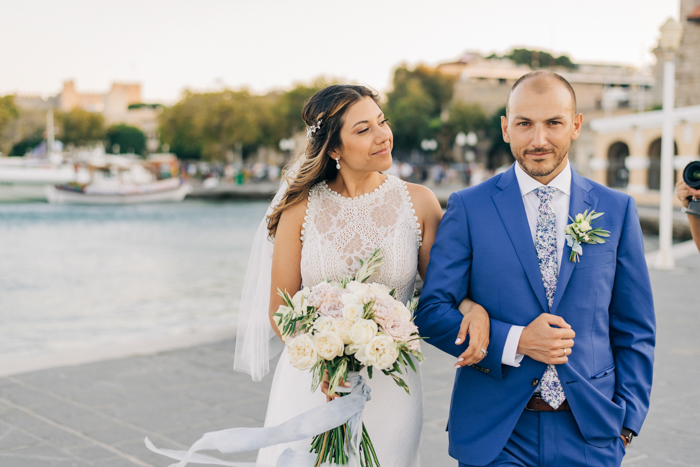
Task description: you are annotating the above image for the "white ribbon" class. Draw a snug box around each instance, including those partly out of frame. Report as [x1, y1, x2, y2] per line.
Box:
[145, 373, 371, 467]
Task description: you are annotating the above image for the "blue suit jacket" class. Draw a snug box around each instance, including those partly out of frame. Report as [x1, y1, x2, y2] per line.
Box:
[415, 165, 655, 466]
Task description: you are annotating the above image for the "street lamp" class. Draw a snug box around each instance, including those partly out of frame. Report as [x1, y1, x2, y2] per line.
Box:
[655, 18, 684, 270]
[420, 139, 438, 152]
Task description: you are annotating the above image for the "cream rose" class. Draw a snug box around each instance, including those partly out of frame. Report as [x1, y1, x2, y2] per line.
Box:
[313, 331, 345, 361]
[342, 302, 364, 322]
[313, 316, 335, 333]
[332, 318, 354, 345]
[349, 319, 378, 345]
[393, 302, 412, 322]
[368, 283, 391, 296]
[363, 335, 399, 370]
[287, 335, 318, 370]
[340, 292, 361, 306]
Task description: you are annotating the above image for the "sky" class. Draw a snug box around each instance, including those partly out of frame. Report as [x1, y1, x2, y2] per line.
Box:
[0, 0, 680, 103]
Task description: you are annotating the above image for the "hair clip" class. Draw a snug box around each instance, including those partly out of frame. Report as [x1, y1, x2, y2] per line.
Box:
[306, 119, 323, 141]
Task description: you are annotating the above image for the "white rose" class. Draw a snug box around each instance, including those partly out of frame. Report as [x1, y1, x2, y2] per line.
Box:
[287, 335, 318, 370]
[313, 331, 345, 361]
[364, 335, 399, 370]
[346, 281, 370, 301]
[579, 221, 591, 232]
[332, 319, 354, 345]
[349, 319, 378, 345]
[368, 283, 391, 297]
[292, 287, 310, 311]
[353, 343, 373, 366]
[340, 292, 361, 306]
[393, 302, 412, 322]
[342, 302, 364, 322]
[313, 316, 335, 333]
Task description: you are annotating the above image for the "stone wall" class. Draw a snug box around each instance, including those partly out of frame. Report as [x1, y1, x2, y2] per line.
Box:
[675, 0, 700, 107]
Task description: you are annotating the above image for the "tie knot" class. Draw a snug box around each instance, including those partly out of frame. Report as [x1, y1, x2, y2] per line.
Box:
[535, 186, 556, 203]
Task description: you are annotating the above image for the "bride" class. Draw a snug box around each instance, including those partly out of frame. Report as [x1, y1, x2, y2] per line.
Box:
[234, 84, 491, 466]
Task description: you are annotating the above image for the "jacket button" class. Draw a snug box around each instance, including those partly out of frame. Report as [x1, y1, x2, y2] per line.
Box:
[532, 378, 539, 386]
[484, 369, 490, 374]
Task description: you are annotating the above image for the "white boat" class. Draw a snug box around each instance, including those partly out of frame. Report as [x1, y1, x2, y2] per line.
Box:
[46, 177, 192, 205]
[0, 157, 90, 202]
[45, 154, 192, 205]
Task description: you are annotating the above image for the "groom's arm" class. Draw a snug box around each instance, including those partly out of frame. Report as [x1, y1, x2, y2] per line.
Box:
[415, 192, 513, 380]
[609, 197, 656, 435]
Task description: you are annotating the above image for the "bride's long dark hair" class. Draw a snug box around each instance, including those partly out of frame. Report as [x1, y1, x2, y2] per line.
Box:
[267, 84, 380, 238]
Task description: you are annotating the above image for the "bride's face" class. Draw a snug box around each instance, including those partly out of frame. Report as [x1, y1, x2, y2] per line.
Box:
[331, 97, 393, 173]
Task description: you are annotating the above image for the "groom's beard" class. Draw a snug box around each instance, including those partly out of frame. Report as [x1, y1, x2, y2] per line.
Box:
[513, 141, 570, 178]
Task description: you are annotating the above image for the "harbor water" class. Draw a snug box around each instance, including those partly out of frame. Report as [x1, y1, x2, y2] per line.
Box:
[0, 200, 269, 364]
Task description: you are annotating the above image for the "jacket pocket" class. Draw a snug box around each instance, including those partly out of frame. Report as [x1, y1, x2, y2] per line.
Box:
[591, 364, 615, 379]
[576, 251, 614, 270]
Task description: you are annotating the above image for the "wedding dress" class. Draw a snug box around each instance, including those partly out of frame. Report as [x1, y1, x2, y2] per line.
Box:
[257, 175, 424, 467]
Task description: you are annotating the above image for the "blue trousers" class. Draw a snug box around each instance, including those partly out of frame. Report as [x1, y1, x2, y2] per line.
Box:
[458, 409, 625, 467]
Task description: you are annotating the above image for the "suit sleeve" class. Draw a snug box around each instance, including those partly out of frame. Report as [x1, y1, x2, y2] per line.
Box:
[415, 192, 512, 380]
[609, 197, 656, 434]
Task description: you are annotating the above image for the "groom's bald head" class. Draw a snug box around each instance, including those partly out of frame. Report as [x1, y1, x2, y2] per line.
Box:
[506, 71, 577, 118]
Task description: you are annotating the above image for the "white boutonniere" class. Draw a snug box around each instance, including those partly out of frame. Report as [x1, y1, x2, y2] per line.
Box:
[565, 209, 610, 262]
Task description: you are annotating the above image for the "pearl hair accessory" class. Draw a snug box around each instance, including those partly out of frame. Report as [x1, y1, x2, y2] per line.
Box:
[306, 119, 323, 141]
[335, 157, 340, 170]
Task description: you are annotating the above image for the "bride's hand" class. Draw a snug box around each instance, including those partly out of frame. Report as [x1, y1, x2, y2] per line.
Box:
[454, 300, 490, 368]
[320, 370, 350, 402]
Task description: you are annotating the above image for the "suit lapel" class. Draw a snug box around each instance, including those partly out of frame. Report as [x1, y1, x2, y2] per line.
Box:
[550, 169, 594, 315]
[492, 166, 549, 314]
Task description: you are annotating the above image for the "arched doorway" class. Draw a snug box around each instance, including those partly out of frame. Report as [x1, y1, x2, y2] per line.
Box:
[607, 142, 629, 188]
[647, 138, 678, 190]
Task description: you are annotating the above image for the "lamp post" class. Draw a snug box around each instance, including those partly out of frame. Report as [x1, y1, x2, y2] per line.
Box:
[655, 18, 684, 270]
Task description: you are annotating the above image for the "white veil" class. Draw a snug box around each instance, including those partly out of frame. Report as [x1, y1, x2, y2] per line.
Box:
[233, 155, 306, 381]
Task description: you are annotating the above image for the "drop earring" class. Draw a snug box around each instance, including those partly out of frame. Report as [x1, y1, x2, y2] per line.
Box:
[335, 158, 340, 170]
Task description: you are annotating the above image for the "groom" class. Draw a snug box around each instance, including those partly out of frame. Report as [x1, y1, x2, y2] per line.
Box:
[416, 71, 655, 466]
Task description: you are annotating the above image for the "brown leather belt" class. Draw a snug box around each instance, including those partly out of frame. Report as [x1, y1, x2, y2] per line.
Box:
[525, 394, 571, 412]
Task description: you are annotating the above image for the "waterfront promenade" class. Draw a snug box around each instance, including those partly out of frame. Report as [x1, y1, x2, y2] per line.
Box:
[1, 246, 699, 466]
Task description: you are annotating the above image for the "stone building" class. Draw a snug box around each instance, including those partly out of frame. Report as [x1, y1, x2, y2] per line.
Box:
[437, 53, 653, 175]
[588, 0, 700, 206]
[15, 80, 161, 153]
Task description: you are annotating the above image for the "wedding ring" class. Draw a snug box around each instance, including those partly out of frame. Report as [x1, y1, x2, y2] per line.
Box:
[562, 348, 567, 357]
[480, 348, 488, 356]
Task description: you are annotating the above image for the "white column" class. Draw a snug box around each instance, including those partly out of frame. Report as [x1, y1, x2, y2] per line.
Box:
[46, 109, 55, 154]
[655, 59, 676, 270]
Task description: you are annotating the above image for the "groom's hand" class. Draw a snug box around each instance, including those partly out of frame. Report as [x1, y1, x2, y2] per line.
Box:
[517, 314, 575, 364]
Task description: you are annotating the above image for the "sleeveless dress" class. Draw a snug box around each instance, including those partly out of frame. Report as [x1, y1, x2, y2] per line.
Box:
[257, 175, 424, 466]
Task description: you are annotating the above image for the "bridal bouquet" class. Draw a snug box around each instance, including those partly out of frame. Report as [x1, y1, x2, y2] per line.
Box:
[274, 249, 423, 467]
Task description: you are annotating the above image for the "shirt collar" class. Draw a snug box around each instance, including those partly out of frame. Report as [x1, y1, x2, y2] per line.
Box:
[514, 160, 571, 197]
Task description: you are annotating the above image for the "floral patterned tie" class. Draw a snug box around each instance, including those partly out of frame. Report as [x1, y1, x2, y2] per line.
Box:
[534, 186, 566, 410]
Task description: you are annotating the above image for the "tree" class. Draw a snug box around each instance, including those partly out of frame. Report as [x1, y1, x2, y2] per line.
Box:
[385, 64, 456, 156]
[490, 48, 578, 70]
[487, 106, 513, 169]
[106, 124, 146, 154]
[0, 96, 19, 154]
[56, 108, 105, 147]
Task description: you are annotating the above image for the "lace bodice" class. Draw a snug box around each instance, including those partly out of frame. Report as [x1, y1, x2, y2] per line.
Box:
[300, 175, 422, 304]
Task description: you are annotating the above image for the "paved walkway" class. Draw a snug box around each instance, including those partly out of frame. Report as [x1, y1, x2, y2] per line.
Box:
[1, 252, 699, 466]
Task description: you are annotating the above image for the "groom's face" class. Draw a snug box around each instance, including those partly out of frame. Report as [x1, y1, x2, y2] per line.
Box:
[501, 80, 583, 185]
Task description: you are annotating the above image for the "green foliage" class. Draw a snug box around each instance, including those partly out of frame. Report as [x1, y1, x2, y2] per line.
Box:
[492, 48, 578, 70]
[127, 103, 162, 110]
[56, 108, 105, 147]
[385, 64, 456, 154]
[9, 132, 43, 156]
[105, 124, 146, 155]
[159, 80, 331, 161]
[488, 106, 511, 160]
[0, 96, 19, 135]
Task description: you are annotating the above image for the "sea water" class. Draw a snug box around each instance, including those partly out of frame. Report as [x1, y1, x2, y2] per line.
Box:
[0, 200, 269, 361]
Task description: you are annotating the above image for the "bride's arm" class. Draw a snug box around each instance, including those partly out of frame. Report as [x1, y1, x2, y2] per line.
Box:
[268, 200, 306, 341]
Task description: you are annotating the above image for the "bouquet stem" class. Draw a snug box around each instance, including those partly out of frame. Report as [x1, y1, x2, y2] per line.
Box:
[310, 412, 379, 466]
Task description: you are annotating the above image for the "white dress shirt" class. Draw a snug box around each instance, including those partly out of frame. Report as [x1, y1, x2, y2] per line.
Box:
[501, 161, 572, 367]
